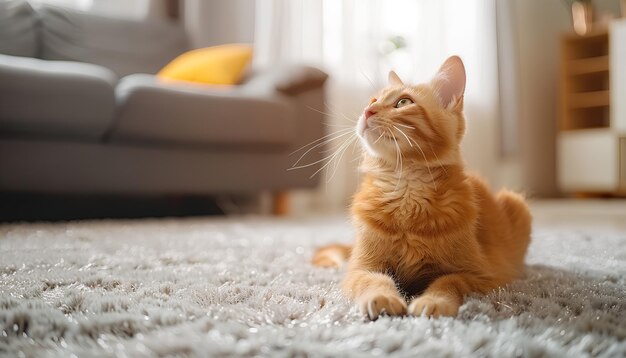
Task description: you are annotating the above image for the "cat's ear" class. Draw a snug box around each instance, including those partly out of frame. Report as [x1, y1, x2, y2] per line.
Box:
[432, 56, 466, 109]
[388, 70, 404, 86]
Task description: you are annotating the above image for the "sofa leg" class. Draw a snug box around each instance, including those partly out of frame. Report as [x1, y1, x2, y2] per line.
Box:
[273, 192, 290, 216]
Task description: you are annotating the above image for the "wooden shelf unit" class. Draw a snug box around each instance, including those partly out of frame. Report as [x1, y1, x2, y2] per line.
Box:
[557, 20, 626, 195]
[568, 55, 609, 75]
[560, 30, 610, 131]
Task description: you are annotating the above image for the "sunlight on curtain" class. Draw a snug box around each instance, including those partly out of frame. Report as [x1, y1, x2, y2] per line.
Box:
[254, 0, 501, 213]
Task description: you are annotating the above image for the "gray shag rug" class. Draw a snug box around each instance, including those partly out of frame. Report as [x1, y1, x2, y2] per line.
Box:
[0, 216, 625, 357]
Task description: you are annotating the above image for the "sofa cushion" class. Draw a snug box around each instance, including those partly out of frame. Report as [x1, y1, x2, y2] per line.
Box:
[0, 54, 117, 139]
[158, 44, 253, 85]
[39, 5, 189, 77]
[0, 0, 38, 57]
[109, 74, 295, 148]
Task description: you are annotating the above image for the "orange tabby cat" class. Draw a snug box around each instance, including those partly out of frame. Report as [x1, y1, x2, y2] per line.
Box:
[313, 56, 531, 320]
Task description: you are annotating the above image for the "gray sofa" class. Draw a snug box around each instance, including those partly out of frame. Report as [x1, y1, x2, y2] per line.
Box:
[0, 0, 327, 199]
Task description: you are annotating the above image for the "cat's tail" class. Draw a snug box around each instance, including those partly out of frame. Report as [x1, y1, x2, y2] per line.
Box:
[312, 244, 352, 268]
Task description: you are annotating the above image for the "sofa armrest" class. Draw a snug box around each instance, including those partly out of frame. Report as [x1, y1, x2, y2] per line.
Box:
[0, 54, 117, 139]
[240, 66, 328, 183]
[242, 65, 328, 96]
[109, 74, 296, 147]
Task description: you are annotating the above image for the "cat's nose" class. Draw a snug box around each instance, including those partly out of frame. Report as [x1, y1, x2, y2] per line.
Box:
[364, 109, 377, 120]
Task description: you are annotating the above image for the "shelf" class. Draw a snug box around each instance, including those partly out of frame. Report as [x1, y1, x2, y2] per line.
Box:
[568, 56, 609, 75]
[561, 106, 610, 131]
[562, 31, 609, 60]
[569, 90, 610, 108]
[560, 29, 612, 132]
[563, 29, 608, 42]
[567, 71, 609, 93]
[558, 23, 626, 195]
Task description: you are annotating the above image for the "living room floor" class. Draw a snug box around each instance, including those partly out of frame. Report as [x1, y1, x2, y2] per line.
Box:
[0, 199, 624, 357]
[530, 199, 626, 229]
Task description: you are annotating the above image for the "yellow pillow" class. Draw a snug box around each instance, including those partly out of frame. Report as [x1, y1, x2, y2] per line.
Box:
[157, 44, 253, 85]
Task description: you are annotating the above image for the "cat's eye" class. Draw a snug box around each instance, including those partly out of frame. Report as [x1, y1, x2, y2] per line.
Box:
[395, 98, 413, 108]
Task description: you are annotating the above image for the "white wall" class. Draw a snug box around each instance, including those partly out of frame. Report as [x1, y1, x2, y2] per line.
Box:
[184, 0, 256, 48]
[509, 0, 571, 197]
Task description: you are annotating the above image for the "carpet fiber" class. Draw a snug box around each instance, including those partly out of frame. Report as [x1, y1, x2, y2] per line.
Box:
[0, 215, 625, 357]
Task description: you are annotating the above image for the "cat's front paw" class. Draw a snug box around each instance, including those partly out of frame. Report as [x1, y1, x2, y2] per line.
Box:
[358, 293, 407, 320]
[408, 294, 459, 318]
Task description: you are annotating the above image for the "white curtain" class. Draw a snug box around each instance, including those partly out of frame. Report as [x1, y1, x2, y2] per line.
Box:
[255, 0, 501, 213]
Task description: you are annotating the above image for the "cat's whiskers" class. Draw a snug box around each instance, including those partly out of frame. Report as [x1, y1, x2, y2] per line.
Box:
[288, 132, 355, 174]
[389, 129, 404, 192]
[305, 105, 335, 118]
[394, 123, 415, 130]
[324, 101, 358, 124]
[289, 102, 363, 182]
[359, 70, 377, 91]
[307, 105, 357, 127]
[393, 125, 437, 191]
[428, 142, 448, 176]
[325, 99, 362, 118]
[290, 127, 353, 155]
[392, 125, 414, 148]
[326, 134, 357, 183]
[320, 131, 358, 154]
[373, 130, 386, 144]
[312, 134, 357, 180]
[324, 122, 352, 128]
[290, 128, 354, 167]
[364, 118, 386, 145]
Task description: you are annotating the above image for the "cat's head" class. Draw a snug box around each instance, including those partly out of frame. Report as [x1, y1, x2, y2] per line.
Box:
[356, 56, 466, 167]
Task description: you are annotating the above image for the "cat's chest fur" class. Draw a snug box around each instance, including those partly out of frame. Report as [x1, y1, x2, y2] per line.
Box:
[374, 168, 436, 222]
[352, 165, 478, 293]
[353, 165, 474, 237]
